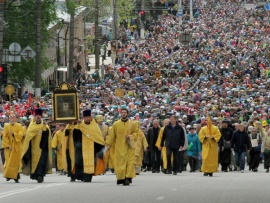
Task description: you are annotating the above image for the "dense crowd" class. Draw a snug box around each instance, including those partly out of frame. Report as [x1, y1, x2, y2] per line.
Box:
[1, 0, 270, 180]
[76, 1, 270, 129]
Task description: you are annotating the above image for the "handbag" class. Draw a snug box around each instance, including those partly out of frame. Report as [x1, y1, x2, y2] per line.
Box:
[223, 138, 231, 149]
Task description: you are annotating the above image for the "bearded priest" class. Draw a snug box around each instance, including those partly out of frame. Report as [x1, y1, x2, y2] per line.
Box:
[72, 109, 105, 182]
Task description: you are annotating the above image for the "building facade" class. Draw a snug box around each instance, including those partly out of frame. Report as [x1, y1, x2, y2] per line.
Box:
[42, 1, 88, 91]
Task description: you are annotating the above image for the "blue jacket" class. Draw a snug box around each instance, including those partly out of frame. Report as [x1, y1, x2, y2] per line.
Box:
[187, 133, 201, 157]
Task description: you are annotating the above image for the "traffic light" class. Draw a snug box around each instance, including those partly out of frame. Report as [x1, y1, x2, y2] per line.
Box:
[0, 64, 8, 85]
[140, 10, 145, 21]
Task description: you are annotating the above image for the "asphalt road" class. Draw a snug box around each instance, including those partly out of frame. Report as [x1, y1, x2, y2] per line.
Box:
[0, 165, 270, 203]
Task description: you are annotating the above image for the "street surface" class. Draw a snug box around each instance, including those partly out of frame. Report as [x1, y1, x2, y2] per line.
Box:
[87, 54, 112, 75]
[0, 165, 269, 203]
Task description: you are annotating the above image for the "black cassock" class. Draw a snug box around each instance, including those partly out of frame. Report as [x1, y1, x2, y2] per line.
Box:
[23, 128, 49, 181]
[73, 129, 103, 182]
[219, 128, 233, 171]
[65, 129, 74, 179]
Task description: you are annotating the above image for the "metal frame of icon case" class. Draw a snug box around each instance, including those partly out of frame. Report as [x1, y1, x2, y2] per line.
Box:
[52, 82, 80, 122]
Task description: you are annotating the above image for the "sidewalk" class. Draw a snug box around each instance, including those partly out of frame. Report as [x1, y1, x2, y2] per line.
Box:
[87, 54, 112, 75]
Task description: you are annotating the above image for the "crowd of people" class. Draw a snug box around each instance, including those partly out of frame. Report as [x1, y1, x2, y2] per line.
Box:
[1, 0, 270, 185]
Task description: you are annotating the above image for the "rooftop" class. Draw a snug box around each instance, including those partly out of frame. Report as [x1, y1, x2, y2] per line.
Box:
[48, 0, 88, 29]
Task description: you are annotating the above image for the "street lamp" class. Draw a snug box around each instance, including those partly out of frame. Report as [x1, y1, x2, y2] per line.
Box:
[190, 0, 193, 21]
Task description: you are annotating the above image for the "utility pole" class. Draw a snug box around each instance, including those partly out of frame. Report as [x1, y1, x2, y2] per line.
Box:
[112, 0, 117, 40]
[84, 8, 89, 71]
[0, 0, 5, 66]
[190, 0, 193, 21]
[68, 9, 75, 83]
[94, 0, 99, 71]
[178, 0, 182, 26]
[35, 0, 41, 97]
[140, 0, 145, 39]
[111, 0, 117, 68]
[57, 27, 63, 67]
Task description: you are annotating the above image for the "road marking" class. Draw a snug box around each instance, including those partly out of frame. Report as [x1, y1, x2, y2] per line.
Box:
[0, 188, 30, 196]
[172, 188, 177, 191]
[0, 182, 68, 199]
[0, 188, 31, 199]
[157, 196, 165, 200]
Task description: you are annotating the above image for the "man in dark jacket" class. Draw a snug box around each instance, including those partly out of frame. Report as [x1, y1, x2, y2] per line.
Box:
[161, 115, 185, 175]
[219, 120, 234, 172]
[147, 119, 161, 173]
[231, 123, 250, 173]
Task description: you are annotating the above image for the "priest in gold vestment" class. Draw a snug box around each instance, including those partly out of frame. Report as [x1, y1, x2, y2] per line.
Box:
[156, 119, 170, 173]
[64, 123, 76, 181]
[106, 109, 138, 186]
[198, 116, 221, 177]
[72, 109, 105, 182]
[96, 115, 109, 139]
[106, 126, 115, 173]
[21, 109, 52, 183]
[52, 123, 66, 175]
[134, 123, 148, 175]
[2, 113, 23, 183]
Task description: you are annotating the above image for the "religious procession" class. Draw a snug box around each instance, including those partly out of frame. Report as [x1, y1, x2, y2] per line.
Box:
[1, 0, 270, 190]
[0, 94, 269, 186]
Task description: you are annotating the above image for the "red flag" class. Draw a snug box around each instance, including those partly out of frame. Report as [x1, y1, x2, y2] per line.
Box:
[28, 92, 32, 106]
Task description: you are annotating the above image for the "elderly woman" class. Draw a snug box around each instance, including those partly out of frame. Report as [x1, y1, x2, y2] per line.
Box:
[248, 127, 262, 172]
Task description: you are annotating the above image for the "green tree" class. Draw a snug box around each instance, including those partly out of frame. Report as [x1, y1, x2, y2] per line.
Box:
[85, 35, 95, 54]
[116, 0, 133, 20]
[3, 0, 57, 84]
[66, 0, 76, 15]
[78, 0, 112, 21]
